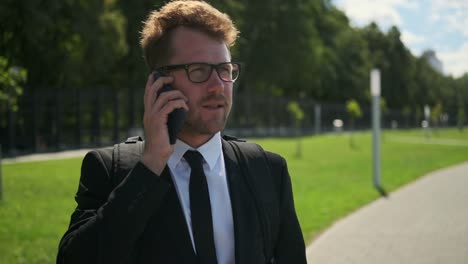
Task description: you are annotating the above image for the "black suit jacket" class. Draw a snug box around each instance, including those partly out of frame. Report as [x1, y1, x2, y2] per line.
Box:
[57, 139, 306, 263]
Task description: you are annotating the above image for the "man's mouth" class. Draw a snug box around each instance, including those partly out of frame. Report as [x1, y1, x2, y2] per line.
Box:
[203, 102, 225, 110]
[201, 95, 227, 110]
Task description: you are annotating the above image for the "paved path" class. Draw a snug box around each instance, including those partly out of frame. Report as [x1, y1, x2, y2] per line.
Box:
[306, 162, 468, 264]
[2, 149, 91, 164]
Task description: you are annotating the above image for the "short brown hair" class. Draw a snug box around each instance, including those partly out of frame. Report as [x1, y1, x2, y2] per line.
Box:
[140, 0, 239, 69]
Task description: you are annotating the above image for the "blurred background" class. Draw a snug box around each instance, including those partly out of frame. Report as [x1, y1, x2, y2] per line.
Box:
[1, 0, 467, 156]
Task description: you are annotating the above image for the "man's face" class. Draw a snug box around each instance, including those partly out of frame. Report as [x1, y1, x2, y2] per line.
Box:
[167, 27, 233, 142]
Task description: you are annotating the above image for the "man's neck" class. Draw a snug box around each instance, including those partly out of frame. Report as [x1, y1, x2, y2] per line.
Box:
[177, 132, 217, 149]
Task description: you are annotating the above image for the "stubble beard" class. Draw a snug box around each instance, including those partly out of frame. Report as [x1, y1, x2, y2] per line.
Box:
[182, 95, 232, 137]
[183, 111, 229, 136]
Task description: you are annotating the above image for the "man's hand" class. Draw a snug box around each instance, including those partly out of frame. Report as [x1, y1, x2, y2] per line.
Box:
[141, 72, 188, 175]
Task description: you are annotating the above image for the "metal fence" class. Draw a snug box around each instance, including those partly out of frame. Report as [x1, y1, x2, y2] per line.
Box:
[0, 86, 461, 157]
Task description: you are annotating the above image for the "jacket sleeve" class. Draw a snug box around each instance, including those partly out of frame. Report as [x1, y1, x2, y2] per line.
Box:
[266, 152, 307, 264]
[57, 148, 171, 264]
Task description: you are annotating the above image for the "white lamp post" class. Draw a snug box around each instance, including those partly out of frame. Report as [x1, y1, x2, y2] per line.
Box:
[371, 69, 386, 196]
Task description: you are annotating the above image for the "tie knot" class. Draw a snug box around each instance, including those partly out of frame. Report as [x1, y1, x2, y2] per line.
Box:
[184, 150, 204, 169]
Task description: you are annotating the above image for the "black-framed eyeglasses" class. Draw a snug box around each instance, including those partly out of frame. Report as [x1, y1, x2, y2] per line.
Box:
[156, 62, 241, 83]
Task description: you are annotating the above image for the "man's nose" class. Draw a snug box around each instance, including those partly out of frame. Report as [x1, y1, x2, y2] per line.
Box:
[205, 68, 225, 93]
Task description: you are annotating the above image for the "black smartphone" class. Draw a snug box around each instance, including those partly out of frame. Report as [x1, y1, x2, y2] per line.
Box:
[153, 71, 187, 144]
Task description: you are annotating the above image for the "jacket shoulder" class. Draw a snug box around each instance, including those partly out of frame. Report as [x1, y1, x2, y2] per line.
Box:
[82, 146, 114, 174]
[222, 134, 286, 166]
[222, 134, 246, 142]
[264, 151, 286, 167]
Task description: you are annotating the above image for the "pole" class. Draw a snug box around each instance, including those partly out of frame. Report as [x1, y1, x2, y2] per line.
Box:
[424, 105, 431, 138]
[371, 69, 387, 197]
[314, 104, 321, 135]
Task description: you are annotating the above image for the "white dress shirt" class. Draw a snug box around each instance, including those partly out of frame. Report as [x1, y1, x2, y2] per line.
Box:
[167, 132, 235, 264]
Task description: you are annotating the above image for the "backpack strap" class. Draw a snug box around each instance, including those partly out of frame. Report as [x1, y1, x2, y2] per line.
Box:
[225, 137, 279, 264]
[112, 136, 144, 185]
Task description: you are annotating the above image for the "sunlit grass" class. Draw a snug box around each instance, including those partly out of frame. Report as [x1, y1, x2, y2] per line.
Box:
[0, 159, 82, 264]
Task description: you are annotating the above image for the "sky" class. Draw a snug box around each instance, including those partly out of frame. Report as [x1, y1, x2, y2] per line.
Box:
[333, 0, 468, 78]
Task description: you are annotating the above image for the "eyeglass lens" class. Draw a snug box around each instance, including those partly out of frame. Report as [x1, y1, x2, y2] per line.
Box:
[187, 63, 239, 83]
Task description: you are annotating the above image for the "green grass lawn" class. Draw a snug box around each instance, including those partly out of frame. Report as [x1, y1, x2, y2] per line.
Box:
[0, 158, 82, 264]
[1, 128, 467, 263]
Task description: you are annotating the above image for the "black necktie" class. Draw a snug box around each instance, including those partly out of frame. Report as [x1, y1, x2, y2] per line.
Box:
[184, 150, 218, 264]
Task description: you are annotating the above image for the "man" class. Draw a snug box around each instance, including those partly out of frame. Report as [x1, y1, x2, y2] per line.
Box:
[57, 1, 306, 263]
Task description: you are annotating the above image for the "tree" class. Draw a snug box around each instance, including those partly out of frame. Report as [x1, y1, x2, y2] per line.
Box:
[287, 101, 305, 158]
[402, 106, 411, 128]
[431, 101, 443, 130]
[0, 56, 27, 115]
[457, 107, 465, 132]
[234, 0, 326, 97]
[0, 0, 125, 89]
[0, 0, 129, 149]
[346, 99, 362, 148]
[455, 73, 468, 131]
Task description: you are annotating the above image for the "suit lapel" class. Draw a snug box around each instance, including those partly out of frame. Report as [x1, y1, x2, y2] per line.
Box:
[141, 168, 197, 263]
[222, 140, 264, 264]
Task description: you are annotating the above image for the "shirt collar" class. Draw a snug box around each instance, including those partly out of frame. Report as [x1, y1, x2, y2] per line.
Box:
[168, 132, 222, 170]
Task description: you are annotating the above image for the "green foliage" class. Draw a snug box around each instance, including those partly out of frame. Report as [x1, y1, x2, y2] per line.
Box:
[457, 107, 465, 131]
[287, 100, 305, 157]
[380, 97, 388, 114]
[1, 0, 468, 141]
[346, 99, 362, 148]
[431, 101, 443, 126]
[0, 0, 128, 89]
[402, 106, 411, 117]
[401, 106, 412, 127]
[346, 99, 362, 119]
[0, 56, 27, 113]
[1, 0, 466, 103]
[287, 101, 305, 123]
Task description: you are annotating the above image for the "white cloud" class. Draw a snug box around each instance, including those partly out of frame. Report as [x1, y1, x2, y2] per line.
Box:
[401, 30, 426, 56]
[431, 0, 468, 9]
[335, 0, 468, 77]
[335, 0, 419, 29]
[430, 0, 468, 36]
[335, 0, 402, 28]
[401, 30, 425, 45]
[439, 43, 468, 77]
[397, 1, 420, 9]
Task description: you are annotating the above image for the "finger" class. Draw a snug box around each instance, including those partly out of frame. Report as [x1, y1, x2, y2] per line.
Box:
[144, 72, 157, 92]
[149, 89, 188, 116]
[152, 96, 189, 115]
[154, 89, 188, 106]
[156, 99, 189, 117]
[144, 71, 159, 99]
[144, 99, 188, 131]
[144, 72, 158, 111]
[144, 75, 174, 111]
[152, 76, 175, 95]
